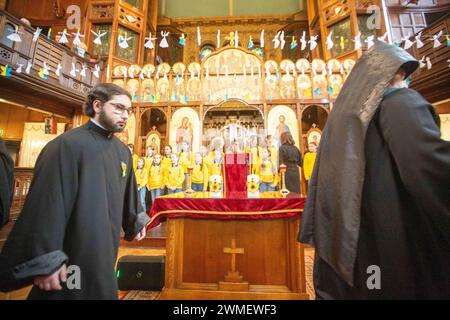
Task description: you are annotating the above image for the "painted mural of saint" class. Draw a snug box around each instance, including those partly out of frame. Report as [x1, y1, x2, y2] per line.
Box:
[176, 116, 193, 152]
[274, 115, 291, 145]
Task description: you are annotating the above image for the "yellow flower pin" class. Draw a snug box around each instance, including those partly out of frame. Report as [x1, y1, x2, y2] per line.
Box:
[121, 161, 127, 177]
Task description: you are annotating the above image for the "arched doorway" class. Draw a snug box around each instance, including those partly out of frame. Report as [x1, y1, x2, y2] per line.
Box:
[140, 108, 167, 155]
[300, 105, 329, 153]
[203, 100, 264, 152]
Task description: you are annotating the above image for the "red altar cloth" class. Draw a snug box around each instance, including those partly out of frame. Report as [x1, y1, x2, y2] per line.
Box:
[224, 153, 248, 192]
[147, 191, 305, 229]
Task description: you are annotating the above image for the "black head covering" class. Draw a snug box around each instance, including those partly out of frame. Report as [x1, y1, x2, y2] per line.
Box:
[298, 41, 419, 286]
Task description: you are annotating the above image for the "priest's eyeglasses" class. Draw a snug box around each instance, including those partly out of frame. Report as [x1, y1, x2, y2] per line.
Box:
[109, 103, 134, 116]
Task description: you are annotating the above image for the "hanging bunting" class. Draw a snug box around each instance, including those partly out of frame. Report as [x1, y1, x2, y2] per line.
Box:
[70, 63, 79, 77]
[415, 32, 424, 49]
[93, 65, 100, 79]
[72, 29, 84, 46]
[58, 29, 70, 44]
[55, 63, 62, 76]
[80, 65, 87, 78]
[144, 32, 157, 49]
[118, 34, 132, 49]
[300, 31, 307, 51]
[197, 27, 201, 47]
[273, 31, 281, 49]
[32, 27, 42, 42]
[402, 33, 413, 50]
[16, 63, 24, 74]
[280, 31, 286, 50]
[260, 29, 265, 48]
[160, 31, 170, 48]
[326, 31, 334, 50]
[426, 57, 432, 70]
[38, 62, 50, 80]
[248, 35, 254, 49]
[217, 30, 221, 48]
[0, 65, 12, 77]
[91, 30, 107, 45]
[7, 26, 22, 43]
[47, 28, 52, 40]
[179, 34, 186, 46]
[366, 35, 375, 49]
[432, 30, 443, 48]
[25, 61, 32, 74]
[309, 35, 319, 51]
[290, 36, 298, 49]
[353, 32, 362, 50]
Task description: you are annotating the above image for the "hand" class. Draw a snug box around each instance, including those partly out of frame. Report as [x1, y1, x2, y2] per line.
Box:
[34, 264, 67, 291]
[134, 226, 147, 241]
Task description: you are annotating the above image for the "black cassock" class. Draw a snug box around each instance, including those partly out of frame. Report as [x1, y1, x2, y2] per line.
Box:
[313, 89, 450, 299]
[0, 120, 150, 299]
[278, 144, 303, 194]
[0, 138, 14, 229]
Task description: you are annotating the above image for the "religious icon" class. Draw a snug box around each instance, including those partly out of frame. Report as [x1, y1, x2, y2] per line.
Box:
[176, 116, 193, 153]
[306, 125, 322, 146]
[274, 115, 291, 143]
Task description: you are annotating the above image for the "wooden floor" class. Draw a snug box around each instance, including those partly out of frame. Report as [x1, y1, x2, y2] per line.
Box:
[0, 246, 166, 300]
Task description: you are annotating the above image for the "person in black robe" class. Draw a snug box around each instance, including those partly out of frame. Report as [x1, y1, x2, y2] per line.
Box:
[299, 41, 450, 299]
[0, 83, 150, 299]
[278, 132, 302, 194]
[0, 138, 14, 230]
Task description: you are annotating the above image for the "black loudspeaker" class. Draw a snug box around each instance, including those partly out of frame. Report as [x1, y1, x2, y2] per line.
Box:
[116, 255, 165, 291]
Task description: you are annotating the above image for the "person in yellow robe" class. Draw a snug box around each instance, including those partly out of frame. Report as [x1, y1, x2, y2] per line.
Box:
[135, 158, 149, 211]
[245, 135, 261, 174]
[161, 145, 173, 170]
[179, 142, 195, 189]
[209, 150, 224, 177]
[266, 135, 279, 170]
[164, 153, 185, 194]
[200, 145, 212, 172]
[144, 146, 154, 171]
[191, 153, 209, 192]
[303, 142, 317, 182]
[257, 148, 279, 192]
[147, 153, 165, 203]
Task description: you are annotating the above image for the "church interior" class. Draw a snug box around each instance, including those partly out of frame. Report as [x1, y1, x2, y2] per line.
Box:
[0, 0, 449, 300]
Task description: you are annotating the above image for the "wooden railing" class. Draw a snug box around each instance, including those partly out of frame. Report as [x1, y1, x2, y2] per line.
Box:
[407, 13, 450, 104]
[0, 10, 105, 112]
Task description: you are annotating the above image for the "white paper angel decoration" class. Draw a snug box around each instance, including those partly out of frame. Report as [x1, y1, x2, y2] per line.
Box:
[353, 32, 362, 50]
[58, 29, 70, 44]
[260, 30, 265, 48]
[16, 63, 23, 74]
[309, 35, 319, 51]
[118, 35, 132, 49]
[300, 31, 307, 51]
[377, 32, 388, 43]
[70, 63, 79, 77]
[91, 30, 107, 45]
[80, 65, 87, 78]
[326, 31, 334, 50]
[32, 27, 42, 42]
[366, 35, 375, 49]
[432, 31, 443, 48]
[160, 31, 170, 48]
[426, 57, 432, 70]
[7, 26, 22, 43]
[71, 29, 85, 46]
[93, 65, 100, 79]
[402, 34, 414, 50]
[55, 63, 62, 77]
[217, 30, 221, 49]
[234, 31, 239, 48]
[25, 61, 32, 74]
[280, 31, 286, 50]
[273, 31, 281, 49]
[144, 32, 157, 49]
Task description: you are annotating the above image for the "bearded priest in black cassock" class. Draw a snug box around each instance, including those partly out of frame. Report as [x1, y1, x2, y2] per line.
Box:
[0, 83, 150, 299]
[299, 41, 450, 299]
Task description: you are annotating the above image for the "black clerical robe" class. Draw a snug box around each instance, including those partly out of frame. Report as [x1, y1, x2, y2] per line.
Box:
[278, 144, 302, 194]
[0, 138, 14, 229]
[313, 89, 450, 299]
[0, 120, 150, 299]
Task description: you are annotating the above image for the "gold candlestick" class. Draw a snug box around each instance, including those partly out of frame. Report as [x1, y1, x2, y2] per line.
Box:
[185, 166, 194, 197]
[279, 164, 290, 197]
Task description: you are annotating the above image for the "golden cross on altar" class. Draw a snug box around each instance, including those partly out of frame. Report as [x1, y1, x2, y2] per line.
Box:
[223, 239, 244, 273]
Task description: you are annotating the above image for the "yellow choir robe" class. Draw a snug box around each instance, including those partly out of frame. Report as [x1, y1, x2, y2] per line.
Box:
[191, 163, 209, 191]
[303, 152, 317, 181]
[164, 165, 185, 190]
[132, 154, 139, 171]
[161, 155, 172, 170]
[147, 164, 164, 190]
[257, 158, 279, 186]
[144, 156, 154, 171]
[209, 162, 223, 177]
[135, 167, 148, 189]
[246, 146, 261, 174]
[179, 151, 195, 174]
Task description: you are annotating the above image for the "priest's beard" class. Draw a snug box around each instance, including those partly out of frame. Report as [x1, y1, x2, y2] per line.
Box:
[98, 108, 125, 133]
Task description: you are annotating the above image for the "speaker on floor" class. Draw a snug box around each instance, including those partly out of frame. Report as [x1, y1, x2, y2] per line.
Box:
[116, 255, 165, 291]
